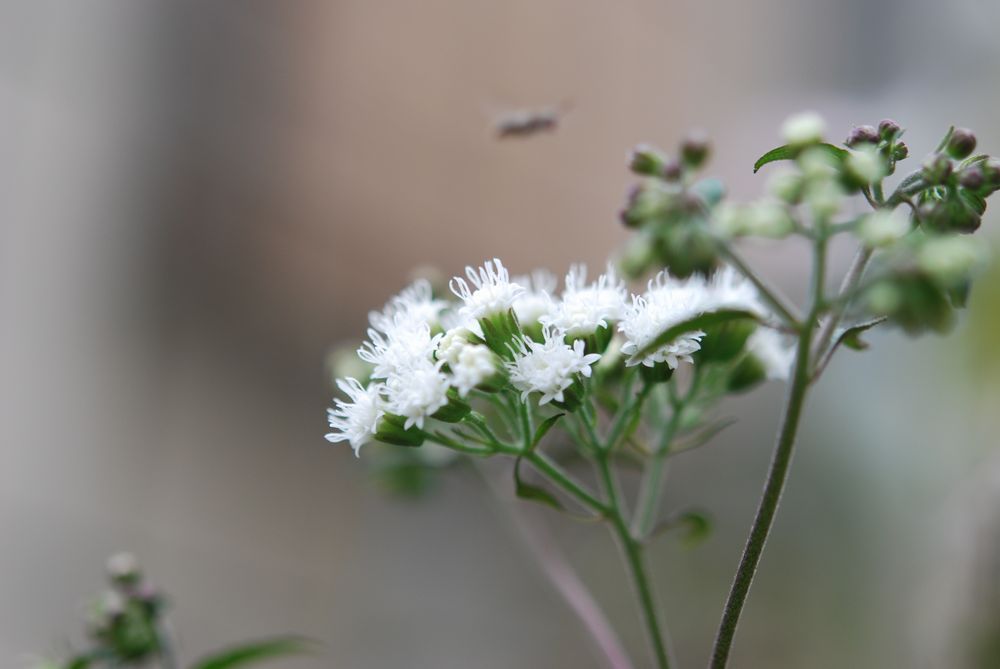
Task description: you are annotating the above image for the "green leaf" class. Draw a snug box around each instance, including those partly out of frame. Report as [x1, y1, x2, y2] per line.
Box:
[651, 509, 713, 547]
[66, 658, 92, 669]
[834, 316, 887, 352]
[636, 310, 759, 359]
[531, 414, 564, 450]
[513, 458, 565, 511]
[753, 143, 848, 173]
[189, 637, 313, 669]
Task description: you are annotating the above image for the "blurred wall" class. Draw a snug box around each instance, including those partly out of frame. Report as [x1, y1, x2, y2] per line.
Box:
[2, 0, 1000, 667]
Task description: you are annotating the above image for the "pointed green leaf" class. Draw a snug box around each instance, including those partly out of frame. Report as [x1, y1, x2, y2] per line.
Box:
[189, 637, 313, 669]
[636, 310, 759, 359]
[753, 143, 848, 173]
[835, 316, 887, 352]
[531, 413, 564, 450]
[513, 457, 565, 511]
[651, 509, 713, 547]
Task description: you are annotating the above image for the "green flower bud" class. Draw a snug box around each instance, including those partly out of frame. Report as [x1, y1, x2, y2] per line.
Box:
[744, 201, 795, 238]
[629, 144, 668, 177]
[662, 158, 683, 182]
[653, 219, 718, 278]
[620, 182, 673, 228]
[477, 309, 522, 359]
[921, 154, 953, 185]
[375, 414, 427, 447]
[845, 125, 879, 147]
[865, 274, 955, 335]
[958, 165, 985, 191]
[804, 178, 845, 219]
[846, 146, 888, 185]
[766, 168, 804, 204]
[917, 236, 988, 285]
[106, 553, 141, 589]
[617, 232, 657, 279]
[432, 389, 472, 423]
[891, 142, 909, 161]
[680, 132, 711, 169]
[946, 127, 977, 160]
[697, 320, 757, 363]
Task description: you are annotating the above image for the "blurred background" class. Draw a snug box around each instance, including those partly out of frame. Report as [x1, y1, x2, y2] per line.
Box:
[3, 0, 1000, 667]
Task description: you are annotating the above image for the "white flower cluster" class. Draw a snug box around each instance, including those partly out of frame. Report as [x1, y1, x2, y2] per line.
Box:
[326, 258, 792, 455]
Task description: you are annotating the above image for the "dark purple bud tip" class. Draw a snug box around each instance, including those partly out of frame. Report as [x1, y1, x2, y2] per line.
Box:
[878, 119, 902, 140]
[662, 158, 683, 181]
[846, 125, 880, 147]
[959, 166, 984, 191]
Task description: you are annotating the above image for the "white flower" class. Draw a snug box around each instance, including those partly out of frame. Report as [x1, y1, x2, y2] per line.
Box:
[700, 266, 767, 316]
[358, 319, 441, 379]
[858, 209, 911, 248]
[511, 269, 558, 325]
[384, 359, 450, 430]
[747, 328, 796, 381]
[619, 291, 705, 369]
[451, 344, 497, 397]
[782, 111, 826, 146]
[369, 279, 448, 333]
[541, 264, 628, 337]
[326, 378, 385, 456]
[506, 326, 601, 405]
[449, 258, 525, 321]
[437, 325, 474, 367]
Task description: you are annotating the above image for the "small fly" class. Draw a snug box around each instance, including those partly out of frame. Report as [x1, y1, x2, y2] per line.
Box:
[492, 102, 571, 139]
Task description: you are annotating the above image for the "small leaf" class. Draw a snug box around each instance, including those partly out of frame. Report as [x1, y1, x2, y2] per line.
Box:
[753, 143, 848, 173]
[651, 509, 713, 547]
[636, 310, 759, 359]
[531, 413, 564, 450]
[66, 657, 92, 669]
[835, 317, 887, 352]
[513, 457, 565, 511]
[190, 637, 313, 669]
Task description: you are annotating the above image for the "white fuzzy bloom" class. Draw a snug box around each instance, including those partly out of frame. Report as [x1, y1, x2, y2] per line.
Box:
[541, 264, 628, 337]
[782, 111, 826, 146]
[451, 344, 496, 397]
[747, 328, 796, 381]
[700, 266, 767, 316]
[384, 360, 450, 430]
[512, 269, 558, 325]
[506, 327, 601, 405]
[326, 377, 385, 456]
[358, 320, 441, 380]
[369, 279, 448, 333]
[437, 326, 474, 367]
[619, 292, 705, 369]
[449, 258, 525, 321]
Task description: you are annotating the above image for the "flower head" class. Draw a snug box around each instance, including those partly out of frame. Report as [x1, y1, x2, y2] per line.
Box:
[384, 359, 450, 430]
[369, 279, 448, 333]
[450, 344, 497, 397]
[506, 326, 601, 405]
[326, 378, 385, 456]
[449, 258, 525, 321]
[358, 319, 441, 379]
[746, 328, 795, 381]
[541, 264, 628, 337]
[511, 269, 558, 325]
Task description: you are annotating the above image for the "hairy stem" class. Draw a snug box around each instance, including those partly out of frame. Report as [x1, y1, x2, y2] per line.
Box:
[708, 232, 827, 668]
[598, 456, 673, 669]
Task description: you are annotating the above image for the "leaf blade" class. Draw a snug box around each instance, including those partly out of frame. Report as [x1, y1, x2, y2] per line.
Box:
[189, 637, 313, 669]
[635, 310, 759, 359]
[753, 143, 848, 173]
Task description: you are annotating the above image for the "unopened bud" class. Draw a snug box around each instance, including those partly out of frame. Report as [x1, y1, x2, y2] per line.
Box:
[946, 128, 977, 160]
[892, 142, 909, 161]
[846, 125, 879, 147]
[662, 158, 683, 182]
[680, 132, 711, 169]
[878, 119, 902, 140]
[958, 165, 984, 191]
[629, 144, 667, 177]
[782, 111, 826, 146]
[921, 154, 953, 185]
[107, 552, 141, 587]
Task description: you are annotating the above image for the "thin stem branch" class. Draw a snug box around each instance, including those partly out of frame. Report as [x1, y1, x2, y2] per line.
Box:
[476, 464, 635, 669]
[718, 244, 801, 328]
[812, 246, 873, 365]
[597, 456, 672, 669]
[708, 230, 827, 669]
[527, 451, 608, 515]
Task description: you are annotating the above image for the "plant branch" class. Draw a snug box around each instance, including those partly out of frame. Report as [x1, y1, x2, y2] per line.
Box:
[717, 243, 801, 328]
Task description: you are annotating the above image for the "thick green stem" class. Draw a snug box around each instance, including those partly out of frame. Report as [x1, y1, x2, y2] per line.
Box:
[598, 456, 672, 669]
[708, 234, 827, 669]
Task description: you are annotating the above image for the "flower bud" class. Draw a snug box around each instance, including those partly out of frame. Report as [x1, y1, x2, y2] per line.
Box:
[697, 320, 756, 364]
[620, 182, 672, 228]
[375, 414, 427, 447]
[857, 209, 910, 248]
[766, 168, 804, 204]
[106, 553, 141, 588]
[629, 144, 668, 177]
[891, 142, 909, 161]
[958, 165, 984, 191]
[431, 389, 472, 423]
[617, 233, 657, 279]
[662, 158, 683, 182]
[744, 201, 795, 238]
[846, 147, 888, 185]
[981, 159, 1000, 195]
[845, 125, 879, 147]
[782, 111, 826, 146]
[921, 154, 953, 185]
[946, 127, 977, 160]
[878, 119, 902, 140]
[866, 275, 955, 335]
[918, 236, 988, 285]
[680, 132, 711, 169]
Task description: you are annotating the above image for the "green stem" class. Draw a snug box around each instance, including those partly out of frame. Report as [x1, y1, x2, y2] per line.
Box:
[708, 231, 827, 669]
[527, 451, 608, 515]
[597, 456, 672, 669]
[718, 244, 801, 328]
[631, 407, 683, 538]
